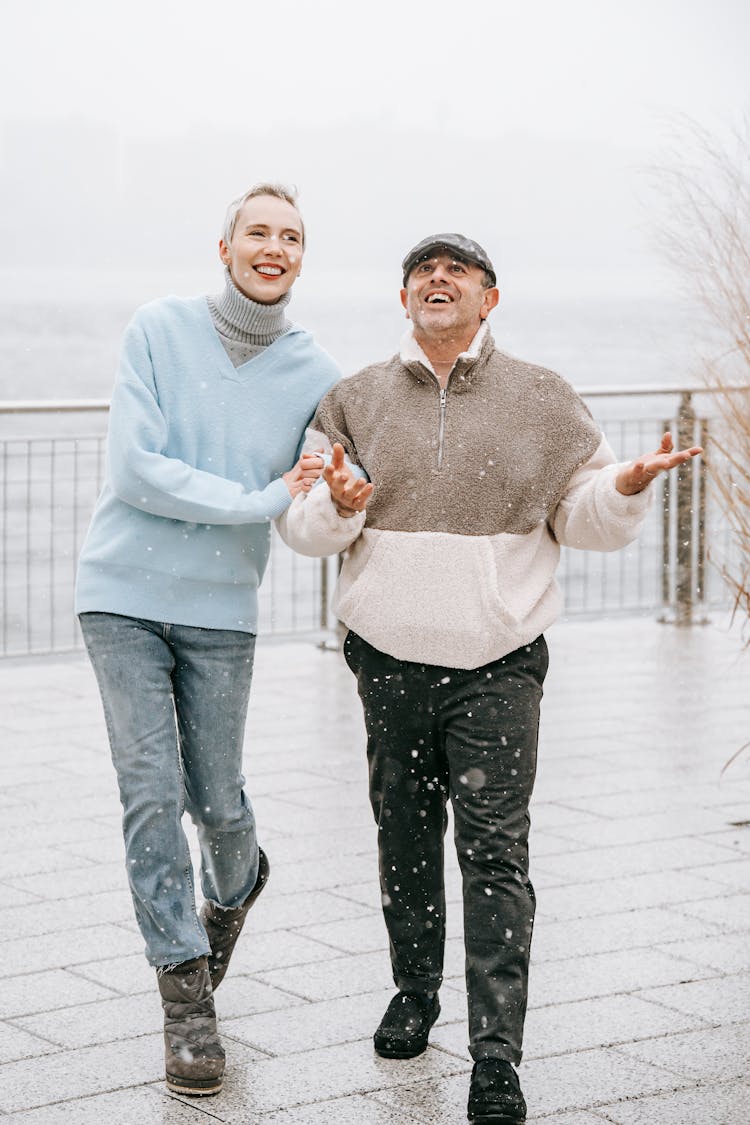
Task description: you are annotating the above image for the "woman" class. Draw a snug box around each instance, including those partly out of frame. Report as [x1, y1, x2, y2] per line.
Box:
[76, 183, 336, 1096]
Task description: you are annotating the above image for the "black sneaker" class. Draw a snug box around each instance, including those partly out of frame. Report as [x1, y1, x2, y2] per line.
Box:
[373, 990, 440, 1058]
[467, 1058, 527, 1124]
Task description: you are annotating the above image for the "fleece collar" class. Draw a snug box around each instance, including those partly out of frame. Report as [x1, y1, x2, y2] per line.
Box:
[399, 321, 494, 391]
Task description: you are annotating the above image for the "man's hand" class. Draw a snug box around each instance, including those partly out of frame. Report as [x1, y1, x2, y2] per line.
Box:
[323, 442, 374, 517]
[282, 453, 324, 499]
[615, 432, 703, 496]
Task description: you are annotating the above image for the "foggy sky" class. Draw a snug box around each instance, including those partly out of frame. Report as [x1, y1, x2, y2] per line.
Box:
[1, 0, 748, 301]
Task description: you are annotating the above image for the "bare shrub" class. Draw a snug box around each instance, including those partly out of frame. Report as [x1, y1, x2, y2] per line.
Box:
[652, 117, 750, 639]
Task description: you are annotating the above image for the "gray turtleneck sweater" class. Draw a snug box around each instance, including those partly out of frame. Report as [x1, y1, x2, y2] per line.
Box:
[206, 268, 291, 367]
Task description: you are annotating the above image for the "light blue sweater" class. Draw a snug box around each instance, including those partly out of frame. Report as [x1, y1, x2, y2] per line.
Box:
[75, 296, 340, 632]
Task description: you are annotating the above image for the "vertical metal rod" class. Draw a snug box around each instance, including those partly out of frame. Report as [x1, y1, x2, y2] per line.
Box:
[2, 441, 8, 655]
[674, 392, 697, 625]
[696, 418, 708, 608]
[49, 441, 56, 651]
[72, 439, 80, 647]
[319, 556, 329, 631]
[660, 419, 671, 613]
[26, 442, 32, 653]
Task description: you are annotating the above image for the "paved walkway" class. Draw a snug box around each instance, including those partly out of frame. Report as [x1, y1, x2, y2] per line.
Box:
[0, 616, 749, 1124]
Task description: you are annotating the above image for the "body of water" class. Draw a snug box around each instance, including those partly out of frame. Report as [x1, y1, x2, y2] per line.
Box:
[0, 270, 716, 404]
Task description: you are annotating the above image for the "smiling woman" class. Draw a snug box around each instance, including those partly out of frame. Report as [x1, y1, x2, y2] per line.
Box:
[219, 186, 305, 304]
[72, 177, 342, 1098]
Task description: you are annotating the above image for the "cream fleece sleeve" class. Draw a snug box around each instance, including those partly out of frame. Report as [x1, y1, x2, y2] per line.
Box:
[275, 482, 366, 558]
[551, 436, 654, 551]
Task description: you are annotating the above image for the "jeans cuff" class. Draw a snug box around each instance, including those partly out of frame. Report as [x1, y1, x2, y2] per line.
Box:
[395, 973, 442, 996]
[469, 1044, 522, 1065]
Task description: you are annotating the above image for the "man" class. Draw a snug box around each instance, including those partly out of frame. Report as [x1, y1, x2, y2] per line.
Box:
[277, 233, 701, 1124]
[75, 184, 333, 1096]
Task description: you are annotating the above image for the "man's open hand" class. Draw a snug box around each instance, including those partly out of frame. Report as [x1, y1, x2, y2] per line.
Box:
[323, 442, 374, 517]
[615, 432, 703, 496]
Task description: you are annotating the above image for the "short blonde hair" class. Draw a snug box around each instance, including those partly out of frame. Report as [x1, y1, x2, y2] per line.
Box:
[222, 183, 305, 247]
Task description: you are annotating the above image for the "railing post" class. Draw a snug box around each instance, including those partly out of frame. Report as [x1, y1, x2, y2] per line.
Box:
[659, 392, 708, 626]
[318, 555, 329, 631]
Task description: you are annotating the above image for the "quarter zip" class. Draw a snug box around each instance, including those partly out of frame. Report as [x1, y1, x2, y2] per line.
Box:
[437, 386, 447, 470]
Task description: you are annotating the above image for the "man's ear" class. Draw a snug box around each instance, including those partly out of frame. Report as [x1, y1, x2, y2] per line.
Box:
[400, 288, 411, 319]
[480, 287, 500, 319]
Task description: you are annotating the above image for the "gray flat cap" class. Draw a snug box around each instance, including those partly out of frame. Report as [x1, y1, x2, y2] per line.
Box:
[402, 233, 496, 286]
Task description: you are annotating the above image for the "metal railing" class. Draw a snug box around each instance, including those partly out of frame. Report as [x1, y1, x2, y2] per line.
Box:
[0, 388, 743, 657]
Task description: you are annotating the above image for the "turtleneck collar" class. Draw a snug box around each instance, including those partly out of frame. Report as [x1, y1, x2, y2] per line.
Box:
[209, 267, 291, 345]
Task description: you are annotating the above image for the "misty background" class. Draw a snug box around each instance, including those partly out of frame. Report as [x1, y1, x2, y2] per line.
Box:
[1, 0, 749, 397]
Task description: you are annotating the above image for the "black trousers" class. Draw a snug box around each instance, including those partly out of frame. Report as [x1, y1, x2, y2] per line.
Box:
[344, 630, 548, 1064]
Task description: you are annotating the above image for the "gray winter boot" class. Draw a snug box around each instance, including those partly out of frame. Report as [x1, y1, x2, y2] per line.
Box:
[157, 956, 225, 1096]
[200, 846, 270, 990]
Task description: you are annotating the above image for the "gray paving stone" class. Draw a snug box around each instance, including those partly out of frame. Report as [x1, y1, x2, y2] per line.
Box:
[0, 889, 133, 941]
[230, 888, 374, 935]
[698, 827, 750, 856]
[0, 968, 118, 1019]
[255, 949, 404, 1002]
[56, 834, 127, 865]
[532, 836, 742, 886]
[4, 861, 130, 901]
[1, 620, 748, 1121]
[72, 953, 156, 996]
[689, 854, 750, 893]
[549, 806, 730, 848]
[172, 1039, 467, 1121]
[292, 912, 390, 955]
[263, 824, 377, 867]
[367, 1072, 472, 1124]
[534, 869, 723, 924]
[0, 844, 95, 881]
[3, 923, 142, 978]
[0, 883, 40, 908]
[259, 1094, 414, 1123]
[258, 851, 380, 896]
[252, 796, 370, 835]
[635, 970, 750, 1025]
[654, 930, 750, 975]
[596, 1078, 750, 1124]
[15, 990, 165, 1049]
[0, 1033, 164, 1113]
[211, 927, 352, 977]
[517, 1047, 686, 1117]
[10, 1086, 221, 1124]
[528, 801, 605, 830]
[523, 994, 708, 1058]
[669, 889, 750, 933]
[224, 985, 467, 1057]
[0, 1019, 58, 1064]
[527, 947, 713, 1009]
[614, 1020, 750, 1083]
[531, 905, 720, 963]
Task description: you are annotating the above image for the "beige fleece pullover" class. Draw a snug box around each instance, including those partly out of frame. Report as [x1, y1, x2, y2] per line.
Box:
[277, 326, 653, 668]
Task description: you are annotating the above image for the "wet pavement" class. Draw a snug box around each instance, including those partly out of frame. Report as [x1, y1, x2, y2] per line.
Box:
[0, 615, 748, 1123]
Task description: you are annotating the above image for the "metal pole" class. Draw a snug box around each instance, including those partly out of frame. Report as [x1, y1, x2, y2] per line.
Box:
[696, 417, 708, 610]
[673, 392, 697, 626]
[660, 418, 672, 615]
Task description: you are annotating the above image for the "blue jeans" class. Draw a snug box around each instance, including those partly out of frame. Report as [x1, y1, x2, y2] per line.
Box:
[79, 612, 259, 967]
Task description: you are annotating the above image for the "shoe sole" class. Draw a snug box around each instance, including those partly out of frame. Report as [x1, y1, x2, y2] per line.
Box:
[165, 1074, 223, 1096]
[468, 1114, 526, 1124]
[373, 1040, 429, 1059]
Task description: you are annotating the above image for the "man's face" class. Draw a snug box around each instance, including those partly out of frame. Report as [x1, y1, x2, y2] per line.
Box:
[400, 253, 499, 339]
[219, 195, 304, 304]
